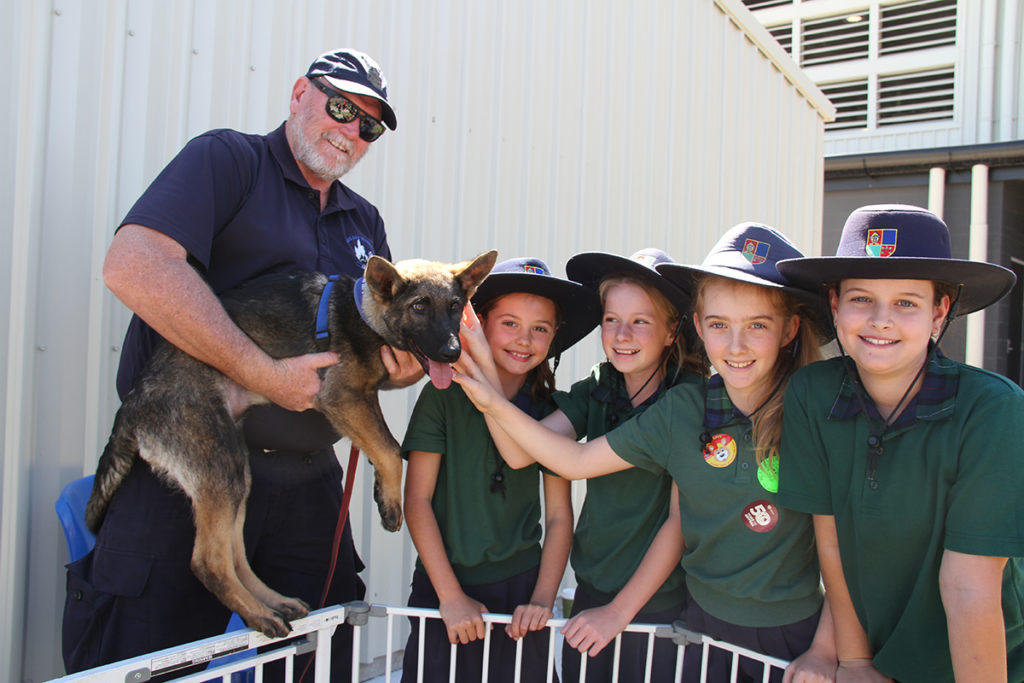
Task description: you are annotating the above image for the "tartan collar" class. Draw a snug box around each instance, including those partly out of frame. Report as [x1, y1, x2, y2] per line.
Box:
[704, 373, 748, 429]
[828, 347, 958, 429]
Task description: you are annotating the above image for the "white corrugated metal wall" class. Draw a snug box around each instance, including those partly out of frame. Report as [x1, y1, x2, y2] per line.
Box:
[0, 1, 832, 680]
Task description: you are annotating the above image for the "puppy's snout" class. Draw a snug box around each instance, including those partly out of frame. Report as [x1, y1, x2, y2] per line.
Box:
[439, 336, 461, 363]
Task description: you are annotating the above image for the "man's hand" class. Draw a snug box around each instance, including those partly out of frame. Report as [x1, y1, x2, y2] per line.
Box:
[380, 346, 425, 389]
[243, 352, 340, 412]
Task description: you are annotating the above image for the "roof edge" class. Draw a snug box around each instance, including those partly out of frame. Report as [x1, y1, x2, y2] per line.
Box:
[714, 0, 837, 123]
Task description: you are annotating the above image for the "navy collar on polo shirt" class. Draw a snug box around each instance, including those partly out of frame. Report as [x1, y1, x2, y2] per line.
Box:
[266, 123, 361, 213]
[828, 347, 958, 431]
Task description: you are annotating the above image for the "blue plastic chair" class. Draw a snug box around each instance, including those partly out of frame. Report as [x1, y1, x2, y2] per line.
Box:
[55, 475, 97, 562]
[56, 475, 255, 682]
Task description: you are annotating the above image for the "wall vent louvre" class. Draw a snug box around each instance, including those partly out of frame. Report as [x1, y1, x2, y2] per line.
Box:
[801, 12, 869, 66]
[741, 0, 793, 9]
[820, 79, 869, 131]
[768, 23, 793, 55]
[880, 0, 956, 56]
[878, 67, 955, 125]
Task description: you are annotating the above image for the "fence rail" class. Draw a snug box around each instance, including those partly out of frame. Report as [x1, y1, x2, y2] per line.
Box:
[47, 602, 790, 683]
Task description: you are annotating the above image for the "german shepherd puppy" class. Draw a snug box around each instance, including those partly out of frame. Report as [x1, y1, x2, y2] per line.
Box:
[85, 250, 497, 637]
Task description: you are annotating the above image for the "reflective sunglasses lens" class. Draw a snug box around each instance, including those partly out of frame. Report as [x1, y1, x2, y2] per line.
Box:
[359, 118, 385, 142]
[326, 97, 358, 124]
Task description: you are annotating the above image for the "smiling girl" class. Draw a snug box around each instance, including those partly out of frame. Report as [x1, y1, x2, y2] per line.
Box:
[776, 205, 1024, 682]
[454, 225, 837, 682]
[400, 257, 600, 683]
[479, 248, 702, 682]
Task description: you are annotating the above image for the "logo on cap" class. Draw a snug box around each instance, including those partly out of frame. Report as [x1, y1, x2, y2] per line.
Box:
[866, 229, 897, 258]
[368, 66, 383, 90]
[522, 264, 545, 275]
[742, 239, 770, 265]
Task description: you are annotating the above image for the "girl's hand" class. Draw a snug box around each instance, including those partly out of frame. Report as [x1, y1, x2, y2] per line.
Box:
[835, 660, 892, 683]
[561, 604, 631, 657]
[452, 308, 504, 412]
[507, 602, 553, 640]
[439, 592, 488, 644]
[783, 648, 837, 682]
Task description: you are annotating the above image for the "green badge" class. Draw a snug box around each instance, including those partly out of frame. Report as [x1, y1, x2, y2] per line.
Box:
[757, 456, 779, 493]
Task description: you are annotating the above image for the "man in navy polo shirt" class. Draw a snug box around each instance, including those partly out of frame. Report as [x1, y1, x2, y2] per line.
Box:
[62, 49, 419, 682]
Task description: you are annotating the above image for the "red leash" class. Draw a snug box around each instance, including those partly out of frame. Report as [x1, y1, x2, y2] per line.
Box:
[318, 443, 360, 609]
[298, 443, 360, 683]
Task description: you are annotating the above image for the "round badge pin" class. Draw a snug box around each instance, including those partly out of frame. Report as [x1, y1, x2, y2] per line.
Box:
[741, 500, 779, 533]
[757, 456, 779, 493]
[703, 433, 737, 468]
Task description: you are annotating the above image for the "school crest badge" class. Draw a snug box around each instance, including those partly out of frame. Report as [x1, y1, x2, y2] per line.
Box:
[866, 229, 897, 257]
[522, 264, 544, 275]
[742, 239, 770, 265]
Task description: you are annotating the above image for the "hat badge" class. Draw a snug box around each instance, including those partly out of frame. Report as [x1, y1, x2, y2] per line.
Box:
[866, 228, 898, 258]
[368, 66, 383, 90]
[742, 238, 770, 265]
[522, 264, 545, 275]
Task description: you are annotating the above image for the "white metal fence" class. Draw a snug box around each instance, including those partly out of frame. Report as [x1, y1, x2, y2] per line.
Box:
[47, 602, 791, 683]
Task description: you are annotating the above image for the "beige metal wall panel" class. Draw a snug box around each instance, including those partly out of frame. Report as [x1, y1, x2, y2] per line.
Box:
[1, 1, 829, 680]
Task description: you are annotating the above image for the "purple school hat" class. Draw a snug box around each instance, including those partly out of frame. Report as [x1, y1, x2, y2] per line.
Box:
[776, 204, 1015, 315]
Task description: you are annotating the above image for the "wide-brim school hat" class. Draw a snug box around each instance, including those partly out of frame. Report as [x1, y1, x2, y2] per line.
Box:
[776, 204, 1016, 315]
[565, 248, 692, 315]
[306, 48, 398, 130]
[656, 222, 831, 341]
[472, 257, 602, 357]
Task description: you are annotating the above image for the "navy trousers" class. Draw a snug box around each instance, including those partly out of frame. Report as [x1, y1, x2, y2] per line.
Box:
[560, 582, 686, 683]
[62, 446, 364, 682]
[680, 598, 821, 683]
[401, 565, 558, 683]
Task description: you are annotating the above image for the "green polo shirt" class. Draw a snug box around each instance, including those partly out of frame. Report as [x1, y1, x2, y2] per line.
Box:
[778, 354, 1024, 683]
[605, 376, 823, 627]
[402, 382, 554, 586]
[554, 363, 699, 611]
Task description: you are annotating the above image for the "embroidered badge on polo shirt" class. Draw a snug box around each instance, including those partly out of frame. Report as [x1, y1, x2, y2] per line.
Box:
[742, 501, 779, 533]
[703, 434, 737, 468]
[742, 238, 769, 265]
[865, 228, 897, 257]
[347, 236, 375, 267]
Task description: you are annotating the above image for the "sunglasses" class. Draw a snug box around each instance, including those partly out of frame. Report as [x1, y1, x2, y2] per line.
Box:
[310, 78, 386, 142]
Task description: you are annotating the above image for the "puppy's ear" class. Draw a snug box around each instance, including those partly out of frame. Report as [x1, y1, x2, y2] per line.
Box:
[456, 250, 498, 297]
[364, 255, 405, 301]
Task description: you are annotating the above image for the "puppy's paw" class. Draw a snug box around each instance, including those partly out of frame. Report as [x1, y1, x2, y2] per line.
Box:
[245, 611, 292, 639]
[271, 596, 310, 622]
[373, 478, 403, 531]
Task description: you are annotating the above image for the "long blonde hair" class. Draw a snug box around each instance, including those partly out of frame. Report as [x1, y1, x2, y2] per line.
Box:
[693, 275, 823, 464]
[597, 276, 704, 380]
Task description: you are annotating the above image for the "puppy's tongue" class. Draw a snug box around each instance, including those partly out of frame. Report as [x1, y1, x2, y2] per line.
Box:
[428, 360, 453, 390]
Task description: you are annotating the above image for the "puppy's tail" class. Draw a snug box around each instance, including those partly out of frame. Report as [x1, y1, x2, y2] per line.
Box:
[85, 407, 138, 533]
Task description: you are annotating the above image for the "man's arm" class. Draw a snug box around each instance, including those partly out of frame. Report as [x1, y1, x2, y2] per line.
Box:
[104, 224, 338, 411]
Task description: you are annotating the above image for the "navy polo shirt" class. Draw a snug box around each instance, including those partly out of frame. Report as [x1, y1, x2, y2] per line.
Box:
[115, 123, 390, 397]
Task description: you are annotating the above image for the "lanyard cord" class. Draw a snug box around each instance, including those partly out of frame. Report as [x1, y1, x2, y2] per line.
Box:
[697, 334, 799, 452]
[837, 286, 962, 488]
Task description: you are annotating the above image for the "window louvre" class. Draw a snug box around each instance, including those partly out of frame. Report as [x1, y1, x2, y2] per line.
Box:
[741, 0, 793, 9]
[768, 23, 793, 55]
[878, 68, 954, 125]
[801, 12, 870, 66]
[881, 0, 956, 56]
[821, 79, 869, 131]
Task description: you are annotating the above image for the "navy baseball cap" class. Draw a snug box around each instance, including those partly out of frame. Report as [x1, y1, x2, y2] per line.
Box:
[306, 49, 397, 130]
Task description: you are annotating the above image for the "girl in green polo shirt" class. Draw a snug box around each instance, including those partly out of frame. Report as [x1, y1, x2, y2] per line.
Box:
[483, 248, 704, 682]
[454, 225, 839, 683]
[400, 257, 600, 683]
[775, 204, 1024, 683]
